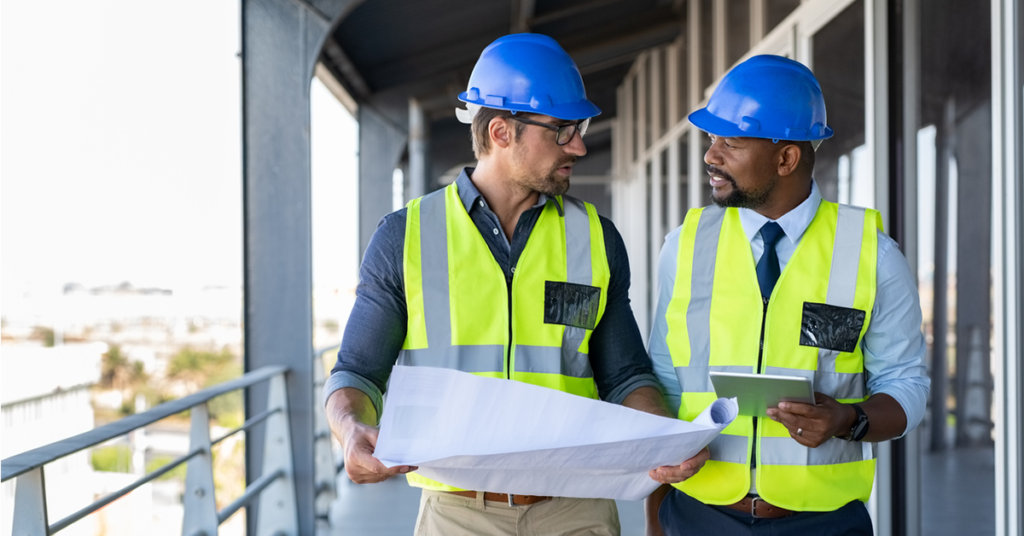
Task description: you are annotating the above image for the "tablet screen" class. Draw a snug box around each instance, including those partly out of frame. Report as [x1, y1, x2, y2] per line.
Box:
[708, 372, 815, 417]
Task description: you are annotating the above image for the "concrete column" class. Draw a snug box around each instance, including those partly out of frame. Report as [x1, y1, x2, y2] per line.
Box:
[408, 98, 428, 201]
[358, 106, 408, 257]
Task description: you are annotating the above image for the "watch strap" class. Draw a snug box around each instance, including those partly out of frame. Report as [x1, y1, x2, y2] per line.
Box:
[846, 403, 869, 441]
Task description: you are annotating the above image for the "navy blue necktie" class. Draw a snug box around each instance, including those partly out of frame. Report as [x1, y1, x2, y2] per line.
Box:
[756, 222, 785, 299]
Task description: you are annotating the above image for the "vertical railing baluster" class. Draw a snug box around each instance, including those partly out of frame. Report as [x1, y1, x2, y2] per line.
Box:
[12, 466, 48, 536]
[313, 352, 337, 525]
[256, 373, 298, 536]
[182, 403, 219, 536]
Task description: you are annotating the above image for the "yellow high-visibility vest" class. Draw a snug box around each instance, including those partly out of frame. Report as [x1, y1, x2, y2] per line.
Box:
[665, 200, 880, 511]
[400, 182, 611, 491]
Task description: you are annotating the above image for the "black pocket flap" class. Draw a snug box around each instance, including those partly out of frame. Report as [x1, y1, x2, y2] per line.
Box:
[800, 302, 866, 353]
[544, 281, 601, 330]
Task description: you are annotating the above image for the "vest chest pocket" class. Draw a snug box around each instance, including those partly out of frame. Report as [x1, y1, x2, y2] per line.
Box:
[800, 302, 866, 353]
[544, 281, 601, 330]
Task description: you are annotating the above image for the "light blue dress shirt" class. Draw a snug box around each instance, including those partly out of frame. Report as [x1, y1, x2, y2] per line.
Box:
[649, 181, 930, 436]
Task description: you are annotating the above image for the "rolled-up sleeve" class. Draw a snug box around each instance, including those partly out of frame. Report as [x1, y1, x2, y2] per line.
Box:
[589, 216, 662, 404]
[322, 210, 409, 420]
[863, 232, 931, 437]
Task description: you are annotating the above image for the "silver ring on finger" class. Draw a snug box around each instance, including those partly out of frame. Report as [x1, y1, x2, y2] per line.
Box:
[796, 427, 803, 436]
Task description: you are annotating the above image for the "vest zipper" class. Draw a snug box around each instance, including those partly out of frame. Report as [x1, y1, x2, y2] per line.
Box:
[751, 296, 769, 476]
[505, 271, 513, 380]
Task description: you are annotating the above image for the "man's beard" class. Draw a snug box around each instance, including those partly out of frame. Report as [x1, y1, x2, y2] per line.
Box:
[534, 167, 572, 197]
[512, 144, 575, 197]
[708, 164, 773, 209]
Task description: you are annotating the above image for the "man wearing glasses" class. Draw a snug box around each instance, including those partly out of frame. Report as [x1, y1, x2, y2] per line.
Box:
[324, 33, 709, 536]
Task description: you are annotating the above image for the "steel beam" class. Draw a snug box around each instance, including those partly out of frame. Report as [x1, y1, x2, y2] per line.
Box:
[240, 0, 352, 533]
[358, 105, 408, 258]
[408, 98, 428, 200]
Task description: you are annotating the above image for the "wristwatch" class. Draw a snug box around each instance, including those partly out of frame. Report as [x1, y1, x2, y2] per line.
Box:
[841, 404, 869, 441]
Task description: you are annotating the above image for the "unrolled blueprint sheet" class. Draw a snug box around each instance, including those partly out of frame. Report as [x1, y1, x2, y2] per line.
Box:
[374, 366, 737, 501]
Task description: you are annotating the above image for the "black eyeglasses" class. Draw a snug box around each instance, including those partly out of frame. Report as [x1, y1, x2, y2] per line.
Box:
[509, 116, 590, 146]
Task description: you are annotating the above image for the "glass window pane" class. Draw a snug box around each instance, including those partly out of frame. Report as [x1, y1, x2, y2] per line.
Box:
[700, 0, 714, 95]
[660, 47, 670, 135]
[916, 0, 994, 533]
[631, 74, 639, 161]
[726, 0, 750, 68]
[679, 136, 690, 211]
[661, 148, 670, 230]
[700, 131, 712, 203]
[765, 0, 800, 34]
[811, 0, 865, 204]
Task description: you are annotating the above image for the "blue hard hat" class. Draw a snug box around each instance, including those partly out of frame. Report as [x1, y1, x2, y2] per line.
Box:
[688, 55, 833, 141]
[458, 34, 601, 121]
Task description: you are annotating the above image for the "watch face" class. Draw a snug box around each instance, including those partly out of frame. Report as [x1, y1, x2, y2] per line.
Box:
[852, 415, 869, 441]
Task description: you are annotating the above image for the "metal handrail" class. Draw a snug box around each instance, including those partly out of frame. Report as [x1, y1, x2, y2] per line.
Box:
[3, 364, 295, 536]
[49, 447, 206, 534]
[215, 468, 285, 525]
[211, 407, 281, 446]
[312, 343, 342, 525]
[1, 365, 287, 482]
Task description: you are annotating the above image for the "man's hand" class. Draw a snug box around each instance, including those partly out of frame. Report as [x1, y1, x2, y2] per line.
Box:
[619, 386, 710, 484]
[765, 392, 854, 448]
[327, 387, 417, 484]
[648, 446, 710, 484]
[338, 415, 417, 483]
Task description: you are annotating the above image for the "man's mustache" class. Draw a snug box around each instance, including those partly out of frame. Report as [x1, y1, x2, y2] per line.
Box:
[707, 164, 735, 184]
[558, 156, 578, 168]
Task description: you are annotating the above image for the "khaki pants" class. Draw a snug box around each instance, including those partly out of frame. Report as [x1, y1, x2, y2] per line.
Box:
[414, 489, 621, 536]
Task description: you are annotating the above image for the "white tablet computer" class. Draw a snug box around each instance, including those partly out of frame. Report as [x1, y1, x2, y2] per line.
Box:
[709, 371, 815, 417]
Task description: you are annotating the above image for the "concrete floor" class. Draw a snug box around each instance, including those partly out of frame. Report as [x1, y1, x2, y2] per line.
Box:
[325, 446, 996, 535]
[920, 446, 995, 535]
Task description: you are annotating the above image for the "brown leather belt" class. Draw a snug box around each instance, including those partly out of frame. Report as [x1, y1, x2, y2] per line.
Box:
[724, 496, 796, 518]
[447, 490, 552, 506]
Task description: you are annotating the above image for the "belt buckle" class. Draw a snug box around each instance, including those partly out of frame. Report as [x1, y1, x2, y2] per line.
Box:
[508, 494, 515, 507]
[750, 496, 766, 518]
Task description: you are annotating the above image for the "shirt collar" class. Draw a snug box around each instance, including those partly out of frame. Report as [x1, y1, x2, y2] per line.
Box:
[454, 167, 552, 214]
[738, 180, 822, 245]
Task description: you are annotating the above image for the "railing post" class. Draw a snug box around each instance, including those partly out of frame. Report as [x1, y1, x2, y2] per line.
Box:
[313, 353, 337, 524]
[182, 403, 219, 536]
[12, 466, 48, 536]
[256, 373, 298, 536]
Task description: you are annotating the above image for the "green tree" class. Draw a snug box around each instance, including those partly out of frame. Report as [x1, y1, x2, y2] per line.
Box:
[101, 345, 148, 392]
[99, 344, 150, 415]
[31, 326, 55, 347]
[167, 347, 242, 426]
[91, 445, 132, 473]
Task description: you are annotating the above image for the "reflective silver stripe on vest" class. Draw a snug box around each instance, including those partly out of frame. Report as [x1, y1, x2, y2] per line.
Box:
[515, 345, 593, 378]
[816, 205, 867, 397]
[398, 345, 505, 372]
[403, 189, 505, 374]
[686, 206, 726, 369]
[420, 190, 452, 350]
[560, 197, 593, 364]
[708, 433, 749, 464]
[675, 365, 753, 393]
[760, 436, 875, 466]
[407, 190, 596, 377]
[673, 207, 726, 393]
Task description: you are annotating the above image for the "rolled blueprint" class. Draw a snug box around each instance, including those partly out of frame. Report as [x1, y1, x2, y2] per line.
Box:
[374, 366, 738, 500]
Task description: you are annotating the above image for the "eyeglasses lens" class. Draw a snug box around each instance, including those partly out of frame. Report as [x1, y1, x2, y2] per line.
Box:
[555, 118, 590, 145]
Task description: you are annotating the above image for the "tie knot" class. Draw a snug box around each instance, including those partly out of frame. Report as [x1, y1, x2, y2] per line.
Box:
[760, 221, 785, 248]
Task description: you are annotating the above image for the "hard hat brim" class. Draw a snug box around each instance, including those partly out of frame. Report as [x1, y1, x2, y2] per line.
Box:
[458, 92, 601, 121]
[688, 107, 834, 141]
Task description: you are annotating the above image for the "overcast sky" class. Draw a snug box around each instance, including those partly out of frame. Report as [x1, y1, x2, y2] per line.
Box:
[1, 0, 359, 305]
